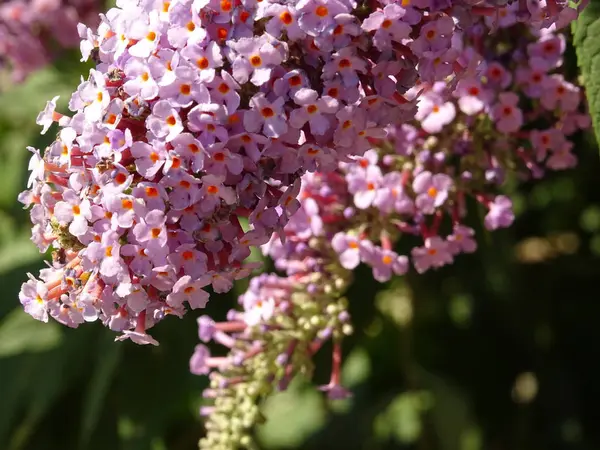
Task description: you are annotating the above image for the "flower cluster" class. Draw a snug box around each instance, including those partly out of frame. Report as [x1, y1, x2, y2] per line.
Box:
[194, 171, 354, 449]
[18, 0, 497, 343]
[0, 0, 100, 82]
[191, 7, 589, 449]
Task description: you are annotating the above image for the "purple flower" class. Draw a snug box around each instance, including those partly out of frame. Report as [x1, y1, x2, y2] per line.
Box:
[180, 41, 224, 83]
[412, 171, 453, 214]
[197, 174, 237, 213]
[491, 92, 523, 133]
[115, 331, 159, 346]
[411, 237, 454, 274]
[289, 88, 338, 135]
[189, 344, 212, 375]
[447, 225, 477, 255]
[229, 36, 284, 85]
[207, 72, 241, 114]
[540, 75, 580, 112]
[197, 316, 216, 343]
[133, 210, 168, 251]
[347, 165, 383, 210]
[410, 16, 453, 58]
[123, 58, 159, 101]
[242, 295, 275, 326]
[546, 143, 578, 170]
[415, 87, 456, 133]
[374, 172, 414, 215]
[244, 93, 287, 138]
[366, 247, 409, 282]
[453, 78, 490, 115]
[484, 196, 515, 230]
[167, 275, 211, 310]
[131, 141, 166, 178]
[296, 0, 349, 36]
[331, 232, 367, 269]
[362, 5, 412, 51]
[167, 3, 206, 48]
[515, 57, 550, 98]
[36, 95, 60, 134]
[19, 277, 49, 322]
[53, 189, 92, 237]
[168, 244, 209, 279]
[146, 100, 184, 142]
[322, 47, 367, 87]
[263, 4, 304, 40]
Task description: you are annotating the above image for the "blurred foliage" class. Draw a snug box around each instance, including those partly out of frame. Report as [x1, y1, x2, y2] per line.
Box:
[2, 29, 600, 450]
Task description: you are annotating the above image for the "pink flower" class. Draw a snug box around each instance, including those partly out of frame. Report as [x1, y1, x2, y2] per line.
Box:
[167, 275, 211, 310]
[484, 196, 515, 230]
[411, 237, 454, 274]
[412, 171, 453, 215]
[447, 225, 477, 255]
[243, 93, 288, 138]
[53, 189, 92, 237]
[415, 87, 456, 133]
[147, 100, 184, 141]
[491, 92, 523, 133]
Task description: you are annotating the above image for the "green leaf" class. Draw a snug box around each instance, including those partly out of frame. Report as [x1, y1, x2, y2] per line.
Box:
[78, 330, 123, 450]
[0, 309, 63, 357]
[573, 0, 600, 145]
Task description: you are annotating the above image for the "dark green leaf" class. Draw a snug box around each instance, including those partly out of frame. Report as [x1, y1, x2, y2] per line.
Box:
[574, 0, 600, 145]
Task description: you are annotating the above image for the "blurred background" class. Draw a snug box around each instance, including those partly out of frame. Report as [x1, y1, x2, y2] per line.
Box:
[2, 3, 600, 450]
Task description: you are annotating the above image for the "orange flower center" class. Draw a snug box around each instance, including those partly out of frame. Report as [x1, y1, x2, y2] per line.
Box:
[115, 173, 127, 184]
[197, 57, 209, 69]
[280, 11, 293, 24]
[315, 5, 328, 17]
[250, 55, 262, 67]
[145, 187, 159, 197]
[261, 107, 275, 118]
